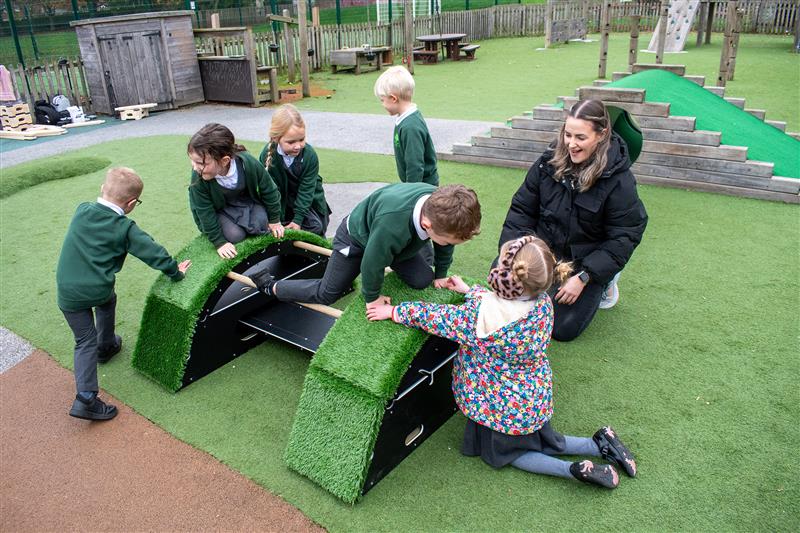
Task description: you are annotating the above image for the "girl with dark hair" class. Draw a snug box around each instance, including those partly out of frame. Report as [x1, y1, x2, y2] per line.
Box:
[499, 100, 648, 341]
[188, 123, 284, 259]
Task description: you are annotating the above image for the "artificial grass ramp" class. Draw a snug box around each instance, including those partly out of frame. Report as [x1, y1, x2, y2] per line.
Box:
[608, 69, 800, 178]
[131, 230, 331, 392]
[285, 275, 464, 503]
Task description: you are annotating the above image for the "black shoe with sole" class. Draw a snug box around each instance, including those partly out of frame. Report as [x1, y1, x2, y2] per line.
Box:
[97, 335, 122, 364]
[250, 269, 275, 296]
[570, 460, 619, 489]
[69, 395, 118, 421]
[593, 426, 637, 477]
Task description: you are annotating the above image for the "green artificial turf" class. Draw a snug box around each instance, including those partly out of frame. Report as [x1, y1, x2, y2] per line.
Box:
[608, 69, 800, 178]
[286, 274, 465, 502]
[1, 137, 798, 530]
[132, 231, 331, 392]
[0, 156, 110, 199]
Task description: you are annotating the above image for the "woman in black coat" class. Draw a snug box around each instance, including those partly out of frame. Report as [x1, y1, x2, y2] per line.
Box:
[499, 99, 648, 341]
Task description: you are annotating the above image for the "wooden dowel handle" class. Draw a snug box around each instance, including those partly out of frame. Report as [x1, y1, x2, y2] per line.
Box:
[293, 240, 333, 257]
[225, 272, 342, 319]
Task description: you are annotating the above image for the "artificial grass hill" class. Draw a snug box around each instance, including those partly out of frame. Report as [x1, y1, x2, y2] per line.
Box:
[132, 231, 330, 392]
[607, 69, 800, 179]
[0, 156, 111, 199]
[286, 274, 465, 502]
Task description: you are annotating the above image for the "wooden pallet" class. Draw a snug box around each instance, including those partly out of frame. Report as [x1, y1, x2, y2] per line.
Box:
[115, 103, 157, 121]
[0, 124, 66, 140]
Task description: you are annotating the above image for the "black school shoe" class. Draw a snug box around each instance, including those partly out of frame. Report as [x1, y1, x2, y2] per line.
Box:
[69, 394, 118, 421]
[570, 460, 619, 489]
[593, 426, 637, 477]
[97, 335, 122, 364]
[250, 269, 275, 296]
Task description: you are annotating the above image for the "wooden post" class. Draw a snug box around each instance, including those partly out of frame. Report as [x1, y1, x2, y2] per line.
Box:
[655, 0, 669, 64]
[297, 0, 311, 97]
[705, 0, 715, 44]
[717, 0, 736, 86]
[795, 2, 800, 53]
[283, 9, 296, 83]
[404, 0, 414, 74]
[696, 0, 707, 47]
[581, 0, 589, 27]
[597, 0, 611, 78]
[727, 6, 741, 80]
[544, 0, 553, 48]
[311, 7, 320, 71]
[244, 29, 259, 107]
[628, 15, 640, 71]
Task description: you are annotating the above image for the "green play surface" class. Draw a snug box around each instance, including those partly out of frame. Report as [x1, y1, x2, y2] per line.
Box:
[608, 69, 800, 179]
[0, 136, 797, 531]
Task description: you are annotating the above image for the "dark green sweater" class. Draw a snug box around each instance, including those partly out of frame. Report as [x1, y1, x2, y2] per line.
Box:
[56, 202, 183, 312]
[348, 183, 454, 301]
[258, 143, 329, 225]
[393, 110, 439, 186]
[188, 152, 282, 247]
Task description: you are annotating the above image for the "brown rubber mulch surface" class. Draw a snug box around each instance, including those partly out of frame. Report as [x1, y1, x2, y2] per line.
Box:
[1, 350, 324, 533]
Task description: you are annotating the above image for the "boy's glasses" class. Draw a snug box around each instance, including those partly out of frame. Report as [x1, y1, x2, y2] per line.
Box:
[134, 198, 143, 206]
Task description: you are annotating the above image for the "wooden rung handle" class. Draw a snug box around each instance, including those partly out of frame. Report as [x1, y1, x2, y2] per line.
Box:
[225, 272, 342, 319]
[292, 240, 333, 257]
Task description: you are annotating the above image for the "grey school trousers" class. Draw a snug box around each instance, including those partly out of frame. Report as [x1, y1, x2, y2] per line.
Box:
[275, 217, 434, 305]
[60, 292, 117, 393]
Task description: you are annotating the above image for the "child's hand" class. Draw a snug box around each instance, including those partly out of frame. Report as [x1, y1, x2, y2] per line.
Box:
[443, 275, 470, 294]
[286, 222, 301, 231]
[217, 242, 237, 259]
[366, 303, 394, 321]
[178, 259, 192, 274]
[269, 222, 285, 239]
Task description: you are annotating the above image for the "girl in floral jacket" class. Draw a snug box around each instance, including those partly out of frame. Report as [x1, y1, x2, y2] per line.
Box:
[367, 236, 637, 489]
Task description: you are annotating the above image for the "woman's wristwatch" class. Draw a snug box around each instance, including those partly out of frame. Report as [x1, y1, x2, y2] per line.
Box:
[577, 270, 590, 284]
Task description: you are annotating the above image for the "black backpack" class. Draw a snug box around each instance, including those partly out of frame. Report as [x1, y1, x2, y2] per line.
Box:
[34, 99, 69, 125]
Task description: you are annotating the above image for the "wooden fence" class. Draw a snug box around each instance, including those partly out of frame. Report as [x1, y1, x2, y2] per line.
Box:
[6, 57, 92, 114]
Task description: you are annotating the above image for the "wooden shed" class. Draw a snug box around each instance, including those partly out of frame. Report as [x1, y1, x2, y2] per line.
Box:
[71, 11, 203, 115]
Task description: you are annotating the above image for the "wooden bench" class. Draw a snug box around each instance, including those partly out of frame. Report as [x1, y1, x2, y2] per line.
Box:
[460, 44, 480, 60]
[115, 103, 157, 121]
[413, 49, 439, 64]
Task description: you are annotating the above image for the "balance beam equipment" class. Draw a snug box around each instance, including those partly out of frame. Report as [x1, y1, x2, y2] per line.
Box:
[131, 231, 335, 392]
[285, 274, 464, 502]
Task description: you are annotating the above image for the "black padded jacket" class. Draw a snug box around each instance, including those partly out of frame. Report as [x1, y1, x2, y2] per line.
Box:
[498, 133, 648, 285]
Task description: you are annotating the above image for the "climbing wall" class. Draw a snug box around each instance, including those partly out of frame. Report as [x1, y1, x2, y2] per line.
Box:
[648, 0, 701, 53]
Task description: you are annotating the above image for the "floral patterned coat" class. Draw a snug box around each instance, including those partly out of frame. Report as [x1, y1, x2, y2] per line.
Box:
[394, 286, 554, 435]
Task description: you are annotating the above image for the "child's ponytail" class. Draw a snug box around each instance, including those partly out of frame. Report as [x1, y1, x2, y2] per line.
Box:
[554, 260, 574, 286]
[264, 141, 277, 170]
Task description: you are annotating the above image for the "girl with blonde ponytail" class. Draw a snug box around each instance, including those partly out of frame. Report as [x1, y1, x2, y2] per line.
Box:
[258, 104, 330, 237]
[366, 236, 638, 490]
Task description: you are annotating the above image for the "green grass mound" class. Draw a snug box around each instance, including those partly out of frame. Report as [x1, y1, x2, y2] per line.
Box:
[0, 156, 111, 199]
[285, 274, 465, 502]
[607, 69, 800, 179]
[131, 230, 331, 392]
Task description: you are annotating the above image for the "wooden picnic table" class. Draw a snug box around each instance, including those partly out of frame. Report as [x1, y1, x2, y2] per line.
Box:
[416, 33, 468, 61]
[329, 46, 393, 74]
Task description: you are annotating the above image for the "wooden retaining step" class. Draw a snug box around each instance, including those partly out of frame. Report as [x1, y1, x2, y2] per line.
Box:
[510, 116, 562, 132]
[683, 75, 705, 86]
[704, 86, 725, 97]
[641, 128, 721, 147]
[765, 120, 786, 132]
[632, 163, 799, 194]
[637, 151, 773, 178]
[532, 105, 565, 121]
[724, 97, 746, 109]
[746, 109, 766, 121]
[452, 143, 538, 163]
[438, 150, 530, 169]
[611, 71, 631, 81]
[642, 140, 748, 162]
[560, 96, 670, 118]
[593, 79, 611, 86]
[491, 127, 558, 143]
[577, 86, 645, 103]
[472, 136, 553, 155]
[632, 63, 686, 76]
[636, 115, 696, 132]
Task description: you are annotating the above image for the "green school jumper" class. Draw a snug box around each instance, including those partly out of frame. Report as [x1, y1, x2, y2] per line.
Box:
[57, 202, 183, 312]
[393, 110, 439, 186]
[348, 182, 454, 302]
[258, 143, 329, 225]
[188, 151, 282, 247]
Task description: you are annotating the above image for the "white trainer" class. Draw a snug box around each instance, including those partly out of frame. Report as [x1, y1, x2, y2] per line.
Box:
[599, 281, 619, 310]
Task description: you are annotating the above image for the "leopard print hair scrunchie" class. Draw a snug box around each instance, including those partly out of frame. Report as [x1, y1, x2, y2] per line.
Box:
[487, 235, 537, 299]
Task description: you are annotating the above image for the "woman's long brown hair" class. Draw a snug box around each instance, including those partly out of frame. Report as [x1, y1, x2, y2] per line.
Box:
[548, 99, 611, 192]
